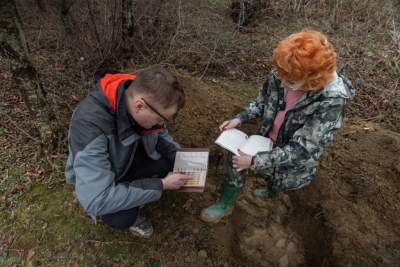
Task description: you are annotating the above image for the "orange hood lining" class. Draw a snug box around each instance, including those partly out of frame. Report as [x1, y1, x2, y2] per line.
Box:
[100, 73, 136, 110]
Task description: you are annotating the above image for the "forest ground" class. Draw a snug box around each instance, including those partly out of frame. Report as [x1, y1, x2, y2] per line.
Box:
[1, 72, 399, 267]
[0, 1, 400, 266]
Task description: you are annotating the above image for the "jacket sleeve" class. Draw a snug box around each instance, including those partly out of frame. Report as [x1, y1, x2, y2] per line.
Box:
[155, 128, 180, 164]
[69, 119, 162, 217]
[237, 75, 275, 126]
[254, 98, 345, 170]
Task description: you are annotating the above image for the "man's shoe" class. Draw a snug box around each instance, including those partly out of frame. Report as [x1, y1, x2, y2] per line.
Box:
[253, 188, 279, 198]
[129, 209, 153, 238]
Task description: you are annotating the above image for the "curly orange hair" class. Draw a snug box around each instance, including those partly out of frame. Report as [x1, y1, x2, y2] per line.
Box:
[272, 29, 337, 91]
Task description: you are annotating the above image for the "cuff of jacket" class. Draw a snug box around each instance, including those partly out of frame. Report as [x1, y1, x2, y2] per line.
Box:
[236, 113, 244, 126]
[129, 178, 163, 190]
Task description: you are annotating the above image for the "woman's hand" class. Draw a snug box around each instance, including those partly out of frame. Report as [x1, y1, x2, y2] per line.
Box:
[232, 150, 253, 172]
[219, 117, 240, 132]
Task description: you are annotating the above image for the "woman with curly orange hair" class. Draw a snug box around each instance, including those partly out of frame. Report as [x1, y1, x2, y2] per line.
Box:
[201, 29, 355, 223]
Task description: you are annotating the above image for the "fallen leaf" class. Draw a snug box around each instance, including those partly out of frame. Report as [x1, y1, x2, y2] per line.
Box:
[182, 199, 194, 210]
[25, 171, 40, 178]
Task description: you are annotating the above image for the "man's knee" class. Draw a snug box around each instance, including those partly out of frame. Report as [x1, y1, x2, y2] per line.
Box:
[101, 207, 138, 230]
[102, 217, 134, 230]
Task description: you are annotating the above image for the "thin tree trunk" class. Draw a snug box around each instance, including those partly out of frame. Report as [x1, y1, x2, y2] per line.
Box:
[122, 0, 134, 38]
[0, 0, 58, 156]
[87, 0, 102, 49]
[121, 0, 134, 67]
[59, 0, 87, 89]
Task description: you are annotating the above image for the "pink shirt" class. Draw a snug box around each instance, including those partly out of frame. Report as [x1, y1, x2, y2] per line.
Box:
[268, 89, 306, 141]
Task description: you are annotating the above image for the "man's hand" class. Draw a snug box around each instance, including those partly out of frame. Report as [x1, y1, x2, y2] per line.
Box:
[232, 150, 253, 172]
[161, 173, 193, 190]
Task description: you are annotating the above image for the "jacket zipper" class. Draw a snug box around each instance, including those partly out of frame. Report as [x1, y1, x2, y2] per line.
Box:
[116, 143, 134, 179]
[115, 124, 164, 179]
[276, 95, 321, 146]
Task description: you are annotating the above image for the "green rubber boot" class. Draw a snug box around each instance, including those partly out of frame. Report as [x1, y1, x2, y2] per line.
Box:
[200, 185, 242, 223]
[253, 188, 279, 198]
[253, 180, 280, 198]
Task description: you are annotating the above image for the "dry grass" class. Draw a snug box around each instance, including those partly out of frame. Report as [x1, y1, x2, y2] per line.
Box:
[13, 0, 400, 130]
[138, 0, 400, 128]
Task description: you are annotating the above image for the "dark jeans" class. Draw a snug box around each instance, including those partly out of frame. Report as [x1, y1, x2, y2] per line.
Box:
[101, 144, 173, 230]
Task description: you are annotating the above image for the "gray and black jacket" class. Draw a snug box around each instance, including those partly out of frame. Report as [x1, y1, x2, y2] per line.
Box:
[65, 69, 180, 218]
[236, 71, 355, 191]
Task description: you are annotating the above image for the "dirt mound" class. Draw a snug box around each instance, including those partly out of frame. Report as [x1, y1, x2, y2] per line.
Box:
[168, 72, 248, 150]
[304, 121, 400, 266]
[232, 189, 306, 267]
[163, 73, 400, 267]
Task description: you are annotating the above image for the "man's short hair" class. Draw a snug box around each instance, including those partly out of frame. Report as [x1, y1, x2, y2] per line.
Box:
[127, 68, 185, 109]
[272, 29, 337, 91]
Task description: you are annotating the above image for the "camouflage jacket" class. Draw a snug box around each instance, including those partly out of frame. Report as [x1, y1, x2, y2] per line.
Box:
[237, 71, 355, 192]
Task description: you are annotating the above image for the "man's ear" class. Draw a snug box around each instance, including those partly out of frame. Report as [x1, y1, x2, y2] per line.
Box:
[133, 98, 145, 113]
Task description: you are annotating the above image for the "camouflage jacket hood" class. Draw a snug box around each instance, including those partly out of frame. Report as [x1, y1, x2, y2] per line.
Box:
[237, 71, 355, 191]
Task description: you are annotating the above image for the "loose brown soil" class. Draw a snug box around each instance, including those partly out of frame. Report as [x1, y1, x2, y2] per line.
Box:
[1, 67, 399, 266]
[146, 73, 400, 267]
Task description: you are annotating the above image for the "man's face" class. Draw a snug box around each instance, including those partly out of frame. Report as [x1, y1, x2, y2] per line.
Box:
[128, 97, 178, 129]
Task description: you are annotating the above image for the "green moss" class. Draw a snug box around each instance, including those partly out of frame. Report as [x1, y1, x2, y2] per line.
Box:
[0, 254, 24, 266]
[0, 179, 159, 265]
